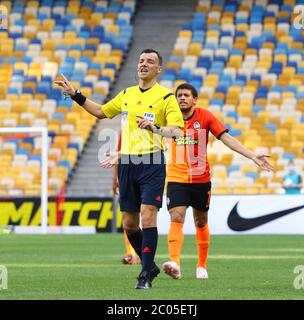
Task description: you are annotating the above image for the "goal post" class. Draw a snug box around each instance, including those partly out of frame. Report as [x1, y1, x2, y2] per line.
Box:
[0, 127, 48, 234]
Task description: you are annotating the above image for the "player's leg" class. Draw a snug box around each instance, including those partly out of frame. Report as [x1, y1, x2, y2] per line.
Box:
[163, 182, 191, 279]
[122, 227, 137, 265]
[162, 206, 186, 279]
[191, 182, 211, 279]
[168, 206, 187, 265]
[193, 209, 209, 279]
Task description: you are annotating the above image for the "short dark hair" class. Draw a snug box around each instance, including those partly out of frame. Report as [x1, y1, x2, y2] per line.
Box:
[175, 83, 198, 98]
[140, 48, 163, 66]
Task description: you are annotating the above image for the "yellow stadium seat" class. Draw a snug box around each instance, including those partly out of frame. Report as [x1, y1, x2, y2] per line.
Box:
[87, 38, 100, 47]
[212, 188, 231, 195]
[264, 22, 276, 32]
[82, 49, 95, 58]
[106, 56, 121, 68]
[90, 13, 103, 24]
[102, 68, 115, 81]
[170, 49, 185, 58]
[166, 61, 180, 73]
[259, 188, 275, 194]
[219, 154, 233, 165]
[246, 188, 260, 195]
[111, 49, 123, 59]
[68, 50, 81, 60]
[236, 24, 248, 32]
[213, 171, 227, 179]
[187, 43, 202, 56]
[207, 18, 220, 26]
[106, 25, 119, 35]
[43, 39, 56, 50]
[233, 188, 247, 194]
[64, 31, 77, 39]
[196, 4, 209, 13]
[179, 30, 192, 38]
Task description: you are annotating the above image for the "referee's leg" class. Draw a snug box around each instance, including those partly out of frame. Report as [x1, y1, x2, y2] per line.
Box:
[123, 207, 160, 289]
[123, 212, 141, 258]
[140, 204, 158, 273]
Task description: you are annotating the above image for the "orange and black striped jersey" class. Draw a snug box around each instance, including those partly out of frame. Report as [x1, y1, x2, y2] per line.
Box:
[166, 107, 228, 184]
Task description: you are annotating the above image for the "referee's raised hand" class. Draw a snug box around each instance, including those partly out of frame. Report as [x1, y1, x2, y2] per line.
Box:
[54, 73, 76, 96]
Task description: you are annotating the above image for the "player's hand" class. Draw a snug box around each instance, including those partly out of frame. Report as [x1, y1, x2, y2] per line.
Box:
[252, 154, 274, 171]
[99, 151, 119, 168]
[112, 178, 119, 195]
[136, 115, 155, 132]
[54, 73, 76, 96]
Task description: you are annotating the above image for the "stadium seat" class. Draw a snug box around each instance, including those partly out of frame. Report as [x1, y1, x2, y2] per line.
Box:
[0, 0, 136, 196]
[161, 0, 304, 195]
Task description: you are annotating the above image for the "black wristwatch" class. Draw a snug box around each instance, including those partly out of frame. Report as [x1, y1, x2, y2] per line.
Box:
[153, 124, 161, 133]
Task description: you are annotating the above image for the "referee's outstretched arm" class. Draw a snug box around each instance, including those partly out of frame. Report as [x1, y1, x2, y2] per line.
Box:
[54, 73, 107, 119]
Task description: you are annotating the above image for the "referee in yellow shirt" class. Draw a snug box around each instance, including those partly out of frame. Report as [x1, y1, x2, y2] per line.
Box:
[55, 49, 184, 289]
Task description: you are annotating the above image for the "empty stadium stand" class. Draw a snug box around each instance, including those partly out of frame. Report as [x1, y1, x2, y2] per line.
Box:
[160, 0, 304, 194]
[0, 0, 137, 196]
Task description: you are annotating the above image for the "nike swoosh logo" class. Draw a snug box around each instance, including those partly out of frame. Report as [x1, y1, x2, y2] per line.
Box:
[227, 202, 304, 231]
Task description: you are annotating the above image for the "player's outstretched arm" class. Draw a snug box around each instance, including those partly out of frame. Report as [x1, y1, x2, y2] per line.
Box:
[219, 132, 274, 171]
[54, 74, 107, 119]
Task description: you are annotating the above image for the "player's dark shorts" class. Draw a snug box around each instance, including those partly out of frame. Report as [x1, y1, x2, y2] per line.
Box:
[118, 152, 166, 212]
[166, 182, 211, 212]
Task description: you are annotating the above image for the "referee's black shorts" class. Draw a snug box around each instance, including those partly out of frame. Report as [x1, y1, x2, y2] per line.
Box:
[118, 152, 166, 212]
[166, 182, 211, 212]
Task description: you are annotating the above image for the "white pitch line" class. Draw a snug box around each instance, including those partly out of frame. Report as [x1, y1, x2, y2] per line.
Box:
[2, 254, 303, 269]
[255, 248, 304, 252]
[2, 264, 120, 268]
[157, 254, 303, 260]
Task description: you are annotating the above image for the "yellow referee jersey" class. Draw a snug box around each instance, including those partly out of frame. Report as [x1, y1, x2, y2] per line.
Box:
[102, 83, 184, 155]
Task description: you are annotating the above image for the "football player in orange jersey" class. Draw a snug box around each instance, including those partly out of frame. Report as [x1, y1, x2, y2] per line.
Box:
[163, 83, 273, 280]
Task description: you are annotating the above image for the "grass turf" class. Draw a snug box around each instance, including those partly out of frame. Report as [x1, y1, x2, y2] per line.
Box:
[0, 234, 303, 300]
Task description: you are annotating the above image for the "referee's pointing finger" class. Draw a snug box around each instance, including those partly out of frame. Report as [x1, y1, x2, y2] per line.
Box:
[61, 73, 69, 83]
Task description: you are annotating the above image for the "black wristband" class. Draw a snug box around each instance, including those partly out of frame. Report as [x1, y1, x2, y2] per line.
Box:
[71, 89, 87, 106]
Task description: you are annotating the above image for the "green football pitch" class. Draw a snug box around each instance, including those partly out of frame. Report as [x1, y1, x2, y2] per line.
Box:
[0, 234, 303, 300]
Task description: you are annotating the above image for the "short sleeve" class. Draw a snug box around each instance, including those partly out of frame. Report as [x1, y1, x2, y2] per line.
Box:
[102, 90, 123, 119]
[165, 94, 184, 128]
[206, 110, 228, 139]
[117, 132, 122, 152]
